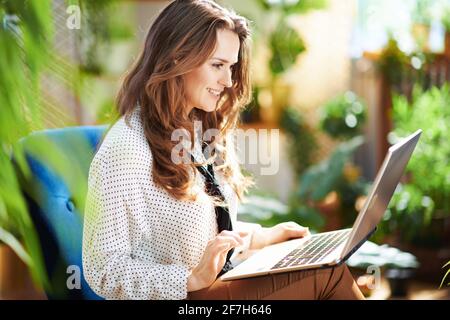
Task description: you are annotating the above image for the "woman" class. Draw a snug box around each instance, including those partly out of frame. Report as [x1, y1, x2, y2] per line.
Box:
[82, 0, 364, 300]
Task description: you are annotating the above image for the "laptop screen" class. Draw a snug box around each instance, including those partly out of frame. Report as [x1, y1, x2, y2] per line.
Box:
[340, 130, 422, 259]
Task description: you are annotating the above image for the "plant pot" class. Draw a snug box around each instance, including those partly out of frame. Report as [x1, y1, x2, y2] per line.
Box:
[384, 214, 450, 283]
[0, 244, 46, 299]
[315, 191, 342, 231]
[258, 79, 292, 125]
[385, 268, 414, 298]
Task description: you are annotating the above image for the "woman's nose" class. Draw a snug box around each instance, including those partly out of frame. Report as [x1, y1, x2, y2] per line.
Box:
[219, 69, 233, 88]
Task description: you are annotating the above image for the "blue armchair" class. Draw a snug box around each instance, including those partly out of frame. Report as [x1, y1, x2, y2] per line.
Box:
[15, 126, 108, 300]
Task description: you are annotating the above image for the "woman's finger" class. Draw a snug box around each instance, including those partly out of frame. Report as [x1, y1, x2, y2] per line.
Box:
[220, 230, 247, 243]
[216, 242, 230, 252]
[216, 233, 244, 246]
[285, 225, 309, 238]
[214, 237, 240, 250]
[238, 231, 249, 238]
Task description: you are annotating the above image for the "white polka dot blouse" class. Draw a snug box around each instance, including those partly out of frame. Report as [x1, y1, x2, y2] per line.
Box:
[82, 106, 261, 300]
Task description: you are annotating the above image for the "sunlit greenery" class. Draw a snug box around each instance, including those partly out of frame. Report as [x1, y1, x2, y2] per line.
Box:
[382, 85, 450, 247]
[319, 91, 367, 140]
[279, 106, 317, 178]
[0, 0, 122, 293]
[0, 0, 55, 290]
[254, 0, 327, 77]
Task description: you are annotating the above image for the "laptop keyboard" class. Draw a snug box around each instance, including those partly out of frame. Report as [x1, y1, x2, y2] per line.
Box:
[271, 229, 351, 270]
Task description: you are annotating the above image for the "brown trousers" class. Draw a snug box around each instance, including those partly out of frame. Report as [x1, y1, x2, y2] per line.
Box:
[187, 264, 364, 300]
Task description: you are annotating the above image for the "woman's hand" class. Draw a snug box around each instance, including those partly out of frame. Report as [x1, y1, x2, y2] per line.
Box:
[187, 230, 248, 292]
[250, 222, 310, 250]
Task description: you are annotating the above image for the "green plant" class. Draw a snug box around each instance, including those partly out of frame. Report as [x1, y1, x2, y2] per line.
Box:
[383, 85, 450, 246]
[79, 0, 133, 75]
[241, 85, 261, 123]
[411, 0, 432, 26]
[347, 241, 419, 270]
[254, 0, 327, 76]
[295, 136, 370, 229]
[347, 241, 419, 298]
[441, 4, 450, 31]
[0, 0, 121, 294]
[238, 189, 325, 233]
[377, 36, 435, 95]
[377, 37, 410, 88]
[319, 91, 367, 139]
[230, 0, 327, 123]
[237, 190, 289, 227]
[0, 0, 55, 290]
[440, 261, 450, 288]
[279, 106, 317, 178]
[244, 117, 369, 233]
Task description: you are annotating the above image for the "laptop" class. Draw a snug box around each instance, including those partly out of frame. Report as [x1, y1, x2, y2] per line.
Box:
[221, 129, 422, 281]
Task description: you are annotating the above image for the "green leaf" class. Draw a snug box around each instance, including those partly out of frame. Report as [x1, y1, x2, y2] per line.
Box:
[283, 0, 328, 15]
[388, 84, 450, 243]
[440, 261, 450, 289]
[0, 226, 31, 265]
[269, 20, 305, 75]
[298, 136, 364, 201]
[256, 0, 328, 14]
[291, 205, 325, 231]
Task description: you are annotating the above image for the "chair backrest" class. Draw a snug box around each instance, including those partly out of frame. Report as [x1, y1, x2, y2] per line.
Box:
[15, 125, 108, 300]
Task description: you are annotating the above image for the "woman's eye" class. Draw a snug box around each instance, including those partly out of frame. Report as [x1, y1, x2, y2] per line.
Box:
[212, 63, 235, 71]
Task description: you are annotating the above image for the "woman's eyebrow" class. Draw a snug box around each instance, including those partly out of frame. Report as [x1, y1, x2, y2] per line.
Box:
[211, 57, 238, 64]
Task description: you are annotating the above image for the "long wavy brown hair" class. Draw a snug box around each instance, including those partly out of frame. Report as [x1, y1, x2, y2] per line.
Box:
[116, 0, 253, 202]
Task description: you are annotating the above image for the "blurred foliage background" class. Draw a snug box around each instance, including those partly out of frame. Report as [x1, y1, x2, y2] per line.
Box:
[0, 0, 131, 294]
[1, 0, 450, 297]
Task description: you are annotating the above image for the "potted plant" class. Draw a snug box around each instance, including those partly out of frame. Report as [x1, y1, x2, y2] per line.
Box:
[319, 91, 367, 140]
[237, 190, 290, 226]
[231, 0, 328, 124]
[294, 135, 370, 231]
[380, 84, 450, 282]
[347, 241, 419, 298]
[279, 106, 317, 178]
[0, 1, 55, 297]
[377, 37, 410, 90]
[0, 0, 124, 298]
[289, 91, 369, 231]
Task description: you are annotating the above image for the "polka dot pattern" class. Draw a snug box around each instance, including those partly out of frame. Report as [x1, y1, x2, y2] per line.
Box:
[82, 107, 243, 300]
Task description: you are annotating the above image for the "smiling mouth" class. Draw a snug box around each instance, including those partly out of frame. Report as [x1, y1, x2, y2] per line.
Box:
[207, 88, 222, 97]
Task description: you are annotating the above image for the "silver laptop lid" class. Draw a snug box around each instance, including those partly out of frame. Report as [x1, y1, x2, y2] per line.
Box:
[339, 129, 422, 260]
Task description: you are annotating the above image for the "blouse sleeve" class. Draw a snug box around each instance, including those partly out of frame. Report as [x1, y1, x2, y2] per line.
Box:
[82, 145, 190, 300]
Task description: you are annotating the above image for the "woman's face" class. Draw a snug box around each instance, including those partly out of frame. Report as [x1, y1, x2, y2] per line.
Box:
[184, 28, 240, 114]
